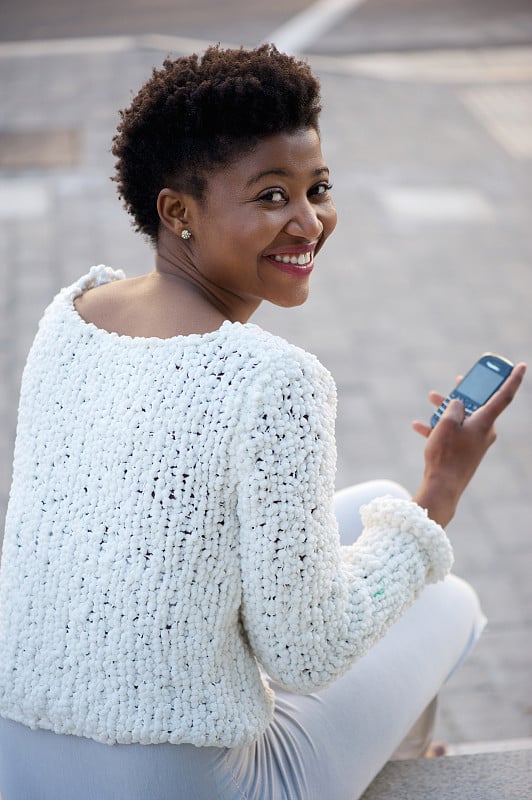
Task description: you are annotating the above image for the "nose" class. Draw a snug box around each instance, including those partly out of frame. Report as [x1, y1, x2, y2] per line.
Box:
[284, 198, 325, 241]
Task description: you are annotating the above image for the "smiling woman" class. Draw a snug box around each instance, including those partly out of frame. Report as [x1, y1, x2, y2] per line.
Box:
[0, 44, 525, 800]
[154, 128, 336, 314]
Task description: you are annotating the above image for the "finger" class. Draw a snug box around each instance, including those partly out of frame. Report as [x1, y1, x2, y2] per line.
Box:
[440, 398, 466, 427]
[474, 362, 527, 425]
[428, 390, 446, 407]
[428, 377, 463, 409]
[412, 420, 431, 438]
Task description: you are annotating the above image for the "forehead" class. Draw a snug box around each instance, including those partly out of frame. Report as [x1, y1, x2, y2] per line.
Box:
[215, 128, 326, 185]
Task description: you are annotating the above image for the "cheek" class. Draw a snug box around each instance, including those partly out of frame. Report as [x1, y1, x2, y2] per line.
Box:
[321, 203, 338, 238]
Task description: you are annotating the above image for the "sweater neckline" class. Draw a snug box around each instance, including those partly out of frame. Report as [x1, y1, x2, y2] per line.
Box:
[63, 264, 251, 346]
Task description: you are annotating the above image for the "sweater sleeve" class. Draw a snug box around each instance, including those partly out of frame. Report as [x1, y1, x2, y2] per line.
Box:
[235, 350, 453, 693]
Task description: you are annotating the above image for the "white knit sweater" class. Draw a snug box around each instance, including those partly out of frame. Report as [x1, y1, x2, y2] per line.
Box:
[0, 265, 453, 748]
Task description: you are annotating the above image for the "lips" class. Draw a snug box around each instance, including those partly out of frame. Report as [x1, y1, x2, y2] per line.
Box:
[264, 244, 317, 274]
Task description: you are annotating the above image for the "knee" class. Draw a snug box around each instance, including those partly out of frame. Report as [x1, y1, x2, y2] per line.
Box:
[336, 479, 410, 506]
[334, 480, 411, 545]
[419, 574, 487, 676]
[443, 574, 486, 634]
[368, 479, 411, 501]
[436, 574, 484, 623]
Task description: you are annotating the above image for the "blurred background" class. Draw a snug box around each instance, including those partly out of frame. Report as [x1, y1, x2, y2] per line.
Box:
[1, 0, 531, 749]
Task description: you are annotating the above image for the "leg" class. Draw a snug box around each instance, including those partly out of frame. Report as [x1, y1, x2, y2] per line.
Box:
[268, 573, 485, 799]
[389, 696, 439, 760]
[335, 481, 486, 766]
[334, 480, 411, 545]
[0, 718, 229, 800]
[334, 481, 442, 764]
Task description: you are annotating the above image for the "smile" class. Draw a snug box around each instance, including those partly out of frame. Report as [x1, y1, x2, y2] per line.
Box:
[272, 252, 312, 267]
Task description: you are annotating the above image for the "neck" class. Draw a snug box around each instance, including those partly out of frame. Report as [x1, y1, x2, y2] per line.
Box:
[154, 231, 261, 324]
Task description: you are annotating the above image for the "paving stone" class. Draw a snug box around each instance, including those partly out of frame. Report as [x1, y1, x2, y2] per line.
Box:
[361, 750, 532, 800]
[0, 129, 81, 169]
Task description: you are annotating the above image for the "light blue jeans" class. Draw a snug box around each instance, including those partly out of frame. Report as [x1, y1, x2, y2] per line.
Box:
[0, 481, 486, 800]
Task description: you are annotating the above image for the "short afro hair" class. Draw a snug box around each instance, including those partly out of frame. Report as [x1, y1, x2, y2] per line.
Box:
[112, 44, 322, 244]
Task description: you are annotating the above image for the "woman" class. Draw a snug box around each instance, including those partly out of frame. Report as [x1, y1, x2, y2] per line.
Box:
[0, 45, 525, 800]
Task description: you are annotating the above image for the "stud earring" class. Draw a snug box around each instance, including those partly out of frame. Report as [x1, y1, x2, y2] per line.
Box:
[181, 229, 192, 240]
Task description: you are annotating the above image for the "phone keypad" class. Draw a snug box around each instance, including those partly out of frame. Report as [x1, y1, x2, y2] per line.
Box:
[455, 392, 480, 415]
[430, 394, 480, 428]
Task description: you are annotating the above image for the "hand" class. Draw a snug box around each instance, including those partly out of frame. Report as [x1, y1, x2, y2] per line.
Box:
[412, 362, 526, 527]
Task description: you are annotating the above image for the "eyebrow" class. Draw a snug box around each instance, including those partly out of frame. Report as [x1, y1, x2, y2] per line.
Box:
[245, 166, 329, 188]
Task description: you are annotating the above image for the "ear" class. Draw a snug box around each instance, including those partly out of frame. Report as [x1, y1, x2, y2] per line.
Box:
[157, 189, 192, 237]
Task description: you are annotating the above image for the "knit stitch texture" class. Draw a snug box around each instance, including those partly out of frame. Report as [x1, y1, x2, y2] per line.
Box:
[0, 266, 453, 747]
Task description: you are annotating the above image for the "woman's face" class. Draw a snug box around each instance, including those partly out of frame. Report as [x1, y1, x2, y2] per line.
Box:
[187, 127, 337, 313]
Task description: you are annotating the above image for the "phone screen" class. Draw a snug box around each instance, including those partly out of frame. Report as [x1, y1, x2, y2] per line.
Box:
[458, 363, 506, 403]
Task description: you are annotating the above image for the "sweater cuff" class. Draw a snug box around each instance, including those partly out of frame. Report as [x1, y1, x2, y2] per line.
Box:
[360, 496, 454, 583]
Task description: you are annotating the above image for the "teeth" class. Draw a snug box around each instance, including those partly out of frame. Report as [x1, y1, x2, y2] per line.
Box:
[273, 252, 312, 266]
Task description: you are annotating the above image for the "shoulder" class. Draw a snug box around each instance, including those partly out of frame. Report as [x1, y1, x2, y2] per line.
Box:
[37, 266, 125, 328]
[72, 279, 121, 329]
[228, 324, 337, 422]
[230, 323, 333, 385]
[62, 265, 126, 303]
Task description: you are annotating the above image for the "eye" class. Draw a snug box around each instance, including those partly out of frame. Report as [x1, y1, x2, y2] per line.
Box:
[258, 188, 287, 204]
[310, 182, 333, 198]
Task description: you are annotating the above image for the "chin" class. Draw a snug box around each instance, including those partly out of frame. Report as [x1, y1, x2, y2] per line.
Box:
[272, 281, 311, 308]
[275, 291, 310, 309]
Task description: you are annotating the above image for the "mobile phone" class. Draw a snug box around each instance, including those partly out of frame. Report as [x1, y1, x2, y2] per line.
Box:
[430, 353, 514, 428]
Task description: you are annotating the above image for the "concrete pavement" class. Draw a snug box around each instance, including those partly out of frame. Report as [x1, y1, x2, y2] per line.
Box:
[0, 1, 531, 754]
[361, 749, 532, 799]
